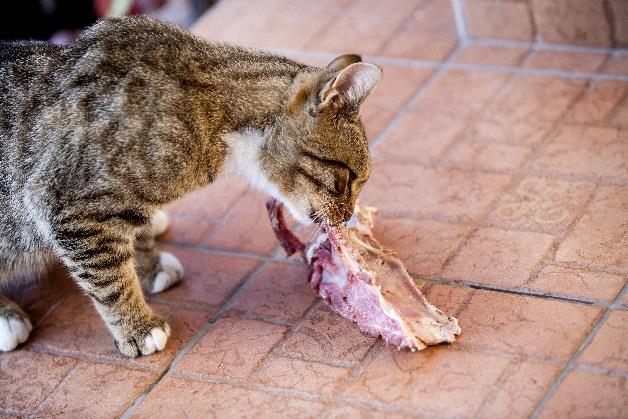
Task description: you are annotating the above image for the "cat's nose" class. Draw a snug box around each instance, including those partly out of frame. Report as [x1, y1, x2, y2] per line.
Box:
[340, 208, 353, 223]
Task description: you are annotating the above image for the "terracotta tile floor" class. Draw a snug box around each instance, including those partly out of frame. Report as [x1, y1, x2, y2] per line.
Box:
[2, 1, 628, 418]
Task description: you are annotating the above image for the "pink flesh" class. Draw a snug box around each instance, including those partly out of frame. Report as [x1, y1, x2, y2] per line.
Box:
[267, 199, 461, 350]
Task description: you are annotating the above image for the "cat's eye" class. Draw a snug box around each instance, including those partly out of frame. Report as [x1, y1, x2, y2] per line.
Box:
[334, 167, 350, 195]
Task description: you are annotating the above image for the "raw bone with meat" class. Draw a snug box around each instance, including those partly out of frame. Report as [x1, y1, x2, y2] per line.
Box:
[266, 199, 461, 350]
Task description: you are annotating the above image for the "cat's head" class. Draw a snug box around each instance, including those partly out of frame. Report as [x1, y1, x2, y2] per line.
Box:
[261, 54, 382, 225]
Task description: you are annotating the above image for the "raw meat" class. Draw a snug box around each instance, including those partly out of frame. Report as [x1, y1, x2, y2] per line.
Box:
[266, 199, 461, 351]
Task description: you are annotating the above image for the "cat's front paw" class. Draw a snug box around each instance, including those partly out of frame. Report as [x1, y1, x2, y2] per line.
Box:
[114, 318, 171, 358]
[151, 210, 170, 237]
[0, 313, 33, 352]
[151, 252, 184, 294]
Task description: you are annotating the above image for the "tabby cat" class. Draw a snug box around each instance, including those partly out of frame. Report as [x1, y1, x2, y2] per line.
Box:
[0, 16, 381, 357]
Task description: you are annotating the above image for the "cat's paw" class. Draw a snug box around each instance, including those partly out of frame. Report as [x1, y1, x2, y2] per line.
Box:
[0, 314, 33, 352]
[114, 318, 171, 358]
[151, 252, 184, 294]
[151, 210, 170, 237]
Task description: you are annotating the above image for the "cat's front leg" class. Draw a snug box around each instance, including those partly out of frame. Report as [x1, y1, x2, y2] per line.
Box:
[52, 219, 170, 358]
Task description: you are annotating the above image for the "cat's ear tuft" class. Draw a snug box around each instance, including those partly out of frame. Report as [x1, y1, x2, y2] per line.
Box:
[325, 54, 362, 72]
[319, 62, 382, 110]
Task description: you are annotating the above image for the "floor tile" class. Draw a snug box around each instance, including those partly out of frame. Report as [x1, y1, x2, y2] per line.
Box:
[30, 294, 207, 370]
[529, 265, 625, 303]
[578, 310, 628, 372]
[371, 216, 470, 276]
[159, 215, 214, 246]
[203, 191, 284, 255]
[281, 304, 376, 365]
[442, 227, 555, 288]
[361, 162, 511, 220]
[601, 52, 628, 75]
[479, 361, 560, 419]
[34, 362, 155, 419]
[414, 70, 509, 116]
[532, 0, 611, 47]
[324, 405, 407, 419]
[556, 186, 628, 272]
[610, 96, 628, 126]
[531, 125, 628, 180]
[379, 0, 458, 61]
[3, 264, 75, 325]
[421, 283, 473, 316]
[463, 0, 534, 41]
[0, 351, 76, 414]
[149, 247, 260, 311]
[457, 290, 602, 361]
[454, 44, 529, 67]
[487, 177, 596, 232]
[367, 65, 433, 111]
[307, 0, 424, 55]
[228, 263, 317, 324]
[375, 111, 466, 163]
[254, 356, 349, 395]
[524, 50, 607, 72]
[443, 141, 531, 171]
[174, 317, 287, 379]
[469, 77, 586, 145]
[539, 371, 627, 419]
[165, 178, 248, 221]
[132, 377, 325, 418]
[345, 347, 510, 416]
[568, 81, 627, 124]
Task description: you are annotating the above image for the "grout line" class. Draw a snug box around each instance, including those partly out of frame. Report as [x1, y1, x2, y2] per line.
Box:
[529, 282, 628, 418]
[473, 359, 520, 419]
[0, 408, 23, 418]
[575, 362, 628, 379]
[425, 277, 610, 307]
[450, 0, 469, 40]
[28, 361, 81, 418]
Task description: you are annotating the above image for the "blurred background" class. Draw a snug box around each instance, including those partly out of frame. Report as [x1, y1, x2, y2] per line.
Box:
[1, 0, 626, 49]
[0, 0, 213, 43]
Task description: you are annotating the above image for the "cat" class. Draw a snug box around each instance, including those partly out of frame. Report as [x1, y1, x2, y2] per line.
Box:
[0, 16, 381, 357]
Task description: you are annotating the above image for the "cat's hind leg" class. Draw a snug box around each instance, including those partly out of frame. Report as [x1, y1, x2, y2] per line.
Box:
[0, 294, 32, 351]
[134, 221, 183, 295]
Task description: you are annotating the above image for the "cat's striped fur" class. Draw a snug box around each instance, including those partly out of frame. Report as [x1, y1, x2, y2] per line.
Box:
[0, 16, 381, 356]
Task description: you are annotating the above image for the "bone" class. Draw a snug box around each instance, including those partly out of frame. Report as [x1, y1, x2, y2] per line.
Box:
[266, 199, 461, 350]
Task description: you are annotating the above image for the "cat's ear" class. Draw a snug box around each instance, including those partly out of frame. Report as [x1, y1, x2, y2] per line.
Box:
[317, 62, 382, 112]
[325, 54, 362, 72]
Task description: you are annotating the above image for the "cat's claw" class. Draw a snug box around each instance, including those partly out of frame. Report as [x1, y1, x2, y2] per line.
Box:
[0, 315, 33, 352]
[151, 252, 184, 294]
[114, 320, 171, 357]
[151, 210, 170, 237]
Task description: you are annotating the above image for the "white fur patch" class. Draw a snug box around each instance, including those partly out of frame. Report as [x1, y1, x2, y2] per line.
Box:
[151, 252, 183, 294]
[142, 324, 170, 355]
[151, 210, 170, 237]
[221, 129, 310, 224]
[0, 316, 33, 352]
